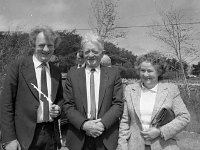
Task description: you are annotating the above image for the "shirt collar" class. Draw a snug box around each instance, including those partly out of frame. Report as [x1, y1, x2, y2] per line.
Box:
[85, 65, 100, 74]
[141, 83, 158, 93]
[32, 55, 49, 69]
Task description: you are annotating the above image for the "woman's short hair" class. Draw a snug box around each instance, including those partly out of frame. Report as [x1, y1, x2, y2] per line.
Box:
[29, 25, 61, 54]
[134, 51, 166, 80]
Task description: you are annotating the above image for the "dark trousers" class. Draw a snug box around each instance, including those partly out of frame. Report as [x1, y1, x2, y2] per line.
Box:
[60, 123, 69, 146]
[82, 135, 107, 150]
[29, 122, 57, 150]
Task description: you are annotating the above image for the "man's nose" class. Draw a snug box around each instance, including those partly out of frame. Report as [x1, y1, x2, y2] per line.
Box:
[88, 51, 94, 57]
[43, 45, 49, 51]
[143, 71, 149, 76]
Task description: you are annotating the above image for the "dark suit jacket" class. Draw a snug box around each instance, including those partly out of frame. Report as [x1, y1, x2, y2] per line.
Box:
[63, 66, 124, 150]
[69, 64, 86, 71]
[69, 65, 78, 71]
[0, 56, 63, 150]
[60, 65, 79, 125]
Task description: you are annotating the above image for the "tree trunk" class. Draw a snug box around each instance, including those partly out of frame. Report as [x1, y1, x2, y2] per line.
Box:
[179, 58, 191, 100]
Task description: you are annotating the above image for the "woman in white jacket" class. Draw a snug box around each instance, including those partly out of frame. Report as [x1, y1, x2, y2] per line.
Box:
[117, 52, 190, 150]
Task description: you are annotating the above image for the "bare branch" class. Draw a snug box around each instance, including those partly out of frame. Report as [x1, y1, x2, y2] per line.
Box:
[89, 0, 125, 41]
[149, 7, 198, 99]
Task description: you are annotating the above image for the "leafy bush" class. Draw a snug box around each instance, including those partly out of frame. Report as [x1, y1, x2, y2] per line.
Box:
[179, 85, 200, 133]
[0, 73, 6, 94]
[118, 66, 139, 79]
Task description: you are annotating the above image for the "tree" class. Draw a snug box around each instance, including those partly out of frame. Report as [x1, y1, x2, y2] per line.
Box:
[55, 30, 82, 72]
[0, 31, 29, 73]
[0, 31, 10, 72]
[89, 0, 125, 41]
[149, 7, 196, 98]
[104, 42, 137, 67]
[102, 42, 138, 78]
[191, 62, 200, 76]
[56, 30, 82, 56]
[163, 58, 188, 80]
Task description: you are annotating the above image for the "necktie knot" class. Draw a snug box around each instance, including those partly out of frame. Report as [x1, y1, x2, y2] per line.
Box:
[91, 68, 95, 73]
[41, 63, 47, 67]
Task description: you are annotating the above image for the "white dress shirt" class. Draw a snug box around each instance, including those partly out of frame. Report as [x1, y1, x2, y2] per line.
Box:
[32, 55, 52, 123]
[140, 84, 158, 131]
[85, 65, 100, 119]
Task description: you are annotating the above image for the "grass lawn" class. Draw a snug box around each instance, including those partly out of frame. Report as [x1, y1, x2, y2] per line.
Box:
[177, 131, 200, 150]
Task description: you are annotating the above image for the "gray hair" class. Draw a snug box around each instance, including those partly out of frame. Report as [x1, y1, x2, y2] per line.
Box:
[81, 32, 104, 51]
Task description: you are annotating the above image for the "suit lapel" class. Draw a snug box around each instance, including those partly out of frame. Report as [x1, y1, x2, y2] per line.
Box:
[130, 84, 142, 122]
[98, 66, 108, 113]
[78, 68, 87, 115]
[21, 56, 39, 100]
[151, 83, 168, 122]
[49, 63, 59, 103]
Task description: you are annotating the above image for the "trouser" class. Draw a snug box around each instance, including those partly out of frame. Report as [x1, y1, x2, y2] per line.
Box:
[29, 122, 57, 150]
[82, 135, 108, 150]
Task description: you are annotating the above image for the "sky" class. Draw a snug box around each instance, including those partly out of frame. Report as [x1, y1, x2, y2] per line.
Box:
[0, 0, 200, 64]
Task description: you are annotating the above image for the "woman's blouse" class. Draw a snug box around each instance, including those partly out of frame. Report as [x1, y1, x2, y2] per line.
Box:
[140, 84, 158, 131]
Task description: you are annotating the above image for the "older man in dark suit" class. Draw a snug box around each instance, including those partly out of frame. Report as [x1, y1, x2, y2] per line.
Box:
[63, 33, 123, 150]
[0, 26, 63, 150]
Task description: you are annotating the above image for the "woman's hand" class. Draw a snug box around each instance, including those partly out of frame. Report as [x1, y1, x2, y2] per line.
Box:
[140, 127, 161, 141]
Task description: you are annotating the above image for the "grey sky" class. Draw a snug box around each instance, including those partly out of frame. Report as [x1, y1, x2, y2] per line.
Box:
[0, 0, 200, 63]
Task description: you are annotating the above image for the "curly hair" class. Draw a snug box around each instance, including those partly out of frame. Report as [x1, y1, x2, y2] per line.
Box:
[134, 51, 166, 80]
[28, 25, 61, 55]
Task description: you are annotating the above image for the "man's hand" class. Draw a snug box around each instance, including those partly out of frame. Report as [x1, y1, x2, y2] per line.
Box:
[82, 119, 104, 138]
[96, 121, 105, 130]
[140, 127, 161, 141]
[5, 139, 21, 150]
[49, 104, 61, 118]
